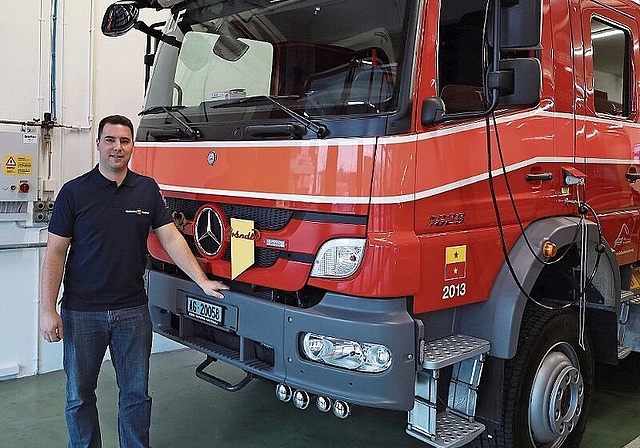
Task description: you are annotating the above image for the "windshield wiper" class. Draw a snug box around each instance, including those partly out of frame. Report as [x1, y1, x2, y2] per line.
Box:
[139, 105, 185, 115]
[209, 95, 329, 138]
[139, 105, 201, 140]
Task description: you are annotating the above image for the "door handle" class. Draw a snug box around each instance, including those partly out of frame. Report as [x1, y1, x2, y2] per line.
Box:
[525, 172, 553, 182]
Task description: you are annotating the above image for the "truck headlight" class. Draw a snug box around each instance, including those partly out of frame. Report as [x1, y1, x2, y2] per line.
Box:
[300, 332, 392, 373]
[310, 238, 365, 278]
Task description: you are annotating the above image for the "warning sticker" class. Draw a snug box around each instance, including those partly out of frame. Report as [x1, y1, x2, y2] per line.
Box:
[4, 155, 33, 176]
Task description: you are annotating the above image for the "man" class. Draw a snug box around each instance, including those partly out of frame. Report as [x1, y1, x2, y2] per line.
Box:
[39, 114, 228, 448]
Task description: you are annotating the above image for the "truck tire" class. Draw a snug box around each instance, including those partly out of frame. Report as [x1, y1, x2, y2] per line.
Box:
[473, 306, 594, 448]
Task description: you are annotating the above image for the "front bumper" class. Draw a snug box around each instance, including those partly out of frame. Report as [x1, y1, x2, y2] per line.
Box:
[147, 269, 419, 411]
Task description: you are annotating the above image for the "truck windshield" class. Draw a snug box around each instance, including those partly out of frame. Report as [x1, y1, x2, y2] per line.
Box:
[145, 0, 410, 120]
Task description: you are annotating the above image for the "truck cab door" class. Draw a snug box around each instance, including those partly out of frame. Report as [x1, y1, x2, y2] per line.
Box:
[578, 0, 640, 267]
[411, 0, 553, 313]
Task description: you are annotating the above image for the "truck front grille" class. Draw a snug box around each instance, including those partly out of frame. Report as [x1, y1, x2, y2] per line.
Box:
[166, 197, 291, 268]
[165, 197, 294, 230]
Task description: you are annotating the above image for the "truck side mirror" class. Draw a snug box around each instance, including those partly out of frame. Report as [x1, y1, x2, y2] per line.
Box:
[489, 0, 542, 49]
[102, 1, 140, 37]
[421, 97, 446, 126]
[497, 58, 541, 106]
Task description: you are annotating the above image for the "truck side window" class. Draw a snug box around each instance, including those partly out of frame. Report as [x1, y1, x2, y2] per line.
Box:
[591, 18, 630, 117]
[437, 0, 487, 113]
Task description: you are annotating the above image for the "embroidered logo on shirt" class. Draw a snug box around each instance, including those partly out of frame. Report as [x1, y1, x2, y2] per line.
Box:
[125, 209, 150, 215]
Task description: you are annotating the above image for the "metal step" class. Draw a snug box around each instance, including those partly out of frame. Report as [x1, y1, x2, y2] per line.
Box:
[407, 411, 485, 448]
[618, 345, 633, 360]
[408, 334, 490, 448]
[620, 295, 640, 356]
[420, 334, 490, 370]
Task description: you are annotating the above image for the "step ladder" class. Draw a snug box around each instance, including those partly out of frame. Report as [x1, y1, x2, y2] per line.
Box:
[619, 290, 640, 359]
[407, 334, 490, 448]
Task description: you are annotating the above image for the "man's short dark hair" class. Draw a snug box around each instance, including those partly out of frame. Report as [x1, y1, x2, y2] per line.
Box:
[98, 115, 134, 140]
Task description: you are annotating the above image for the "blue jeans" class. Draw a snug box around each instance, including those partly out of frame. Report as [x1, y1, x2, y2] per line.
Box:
[62, 304, 153, 448]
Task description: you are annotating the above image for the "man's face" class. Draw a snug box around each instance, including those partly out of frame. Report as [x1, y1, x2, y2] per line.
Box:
[96, 123, 134, 175]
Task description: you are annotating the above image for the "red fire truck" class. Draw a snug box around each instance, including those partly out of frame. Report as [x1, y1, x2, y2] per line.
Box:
[102, 0, 640, 446]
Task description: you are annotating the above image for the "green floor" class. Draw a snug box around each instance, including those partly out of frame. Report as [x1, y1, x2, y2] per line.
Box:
[1, 348, 639, 448]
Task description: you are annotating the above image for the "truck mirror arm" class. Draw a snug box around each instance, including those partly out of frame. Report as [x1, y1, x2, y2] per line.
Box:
[134, 20, 182, 48]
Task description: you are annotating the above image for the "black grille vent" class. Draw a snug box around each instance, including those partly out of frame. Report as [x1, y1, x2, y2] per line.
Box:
[166, 198, 202, 220]
[165, 197, 293, 230]
[221, 246, 280, 267]
[166, 197, 288, 268]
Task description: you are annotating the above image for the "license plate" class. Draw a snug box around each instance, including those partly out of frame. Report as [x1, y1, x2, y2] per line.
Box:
[186, 297, 223, 326]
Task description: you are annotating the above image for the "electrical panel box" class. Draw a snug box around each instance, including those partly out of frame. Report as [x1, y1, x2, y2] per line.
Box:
[0, 131, 38, 202]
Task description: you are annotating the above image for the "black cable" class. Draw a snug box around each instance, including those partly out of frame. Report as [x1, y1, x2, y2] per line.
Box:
[485, 114, 604, 310]
[490, 114, 579, 265]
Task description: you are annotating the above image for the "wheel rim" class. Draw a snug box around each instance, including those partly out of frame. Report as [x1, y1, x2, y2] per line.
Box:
[529, 342, 584, 447]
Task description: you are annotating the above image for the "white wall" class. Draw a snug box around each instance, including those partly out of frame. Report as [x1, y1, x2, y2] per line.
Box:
[0, 0, 179, 379]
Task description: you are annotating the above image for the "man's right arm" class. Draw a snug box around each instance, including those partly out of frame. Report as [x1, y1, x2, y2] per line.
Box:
[39, 232, 71, 343]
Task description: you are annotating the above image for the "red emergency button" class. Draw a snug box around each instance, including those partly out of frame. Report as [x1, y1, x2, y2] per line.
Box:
[18, 182, 30, 193]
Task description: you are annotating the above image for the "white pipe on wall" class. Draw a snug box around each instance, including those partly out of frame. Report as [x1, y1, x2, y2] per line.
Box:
[38, 0, 49, 121]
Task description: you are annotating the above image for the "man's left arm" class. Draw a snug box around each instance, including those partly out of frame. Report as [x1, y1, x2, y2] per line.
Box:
[154, 223, 229, 299]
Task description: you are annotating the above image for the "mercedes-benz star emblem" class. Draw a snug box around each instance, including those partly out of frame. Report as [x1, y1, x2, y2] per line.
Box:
[194, 205, 226, 257]
[207, 151, 217, 166]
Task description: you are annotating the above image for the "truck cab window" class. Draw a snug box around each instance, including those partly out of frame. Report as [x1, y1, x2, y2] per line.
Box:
[438, 0, 488, 113]
[146, 0, 410, 119]
[591, 18, 630, 117]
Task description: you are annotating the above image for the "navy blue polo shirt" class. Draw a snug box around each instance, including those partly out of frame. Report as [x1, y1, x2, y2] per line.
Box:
[49, 165, 173, 311]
